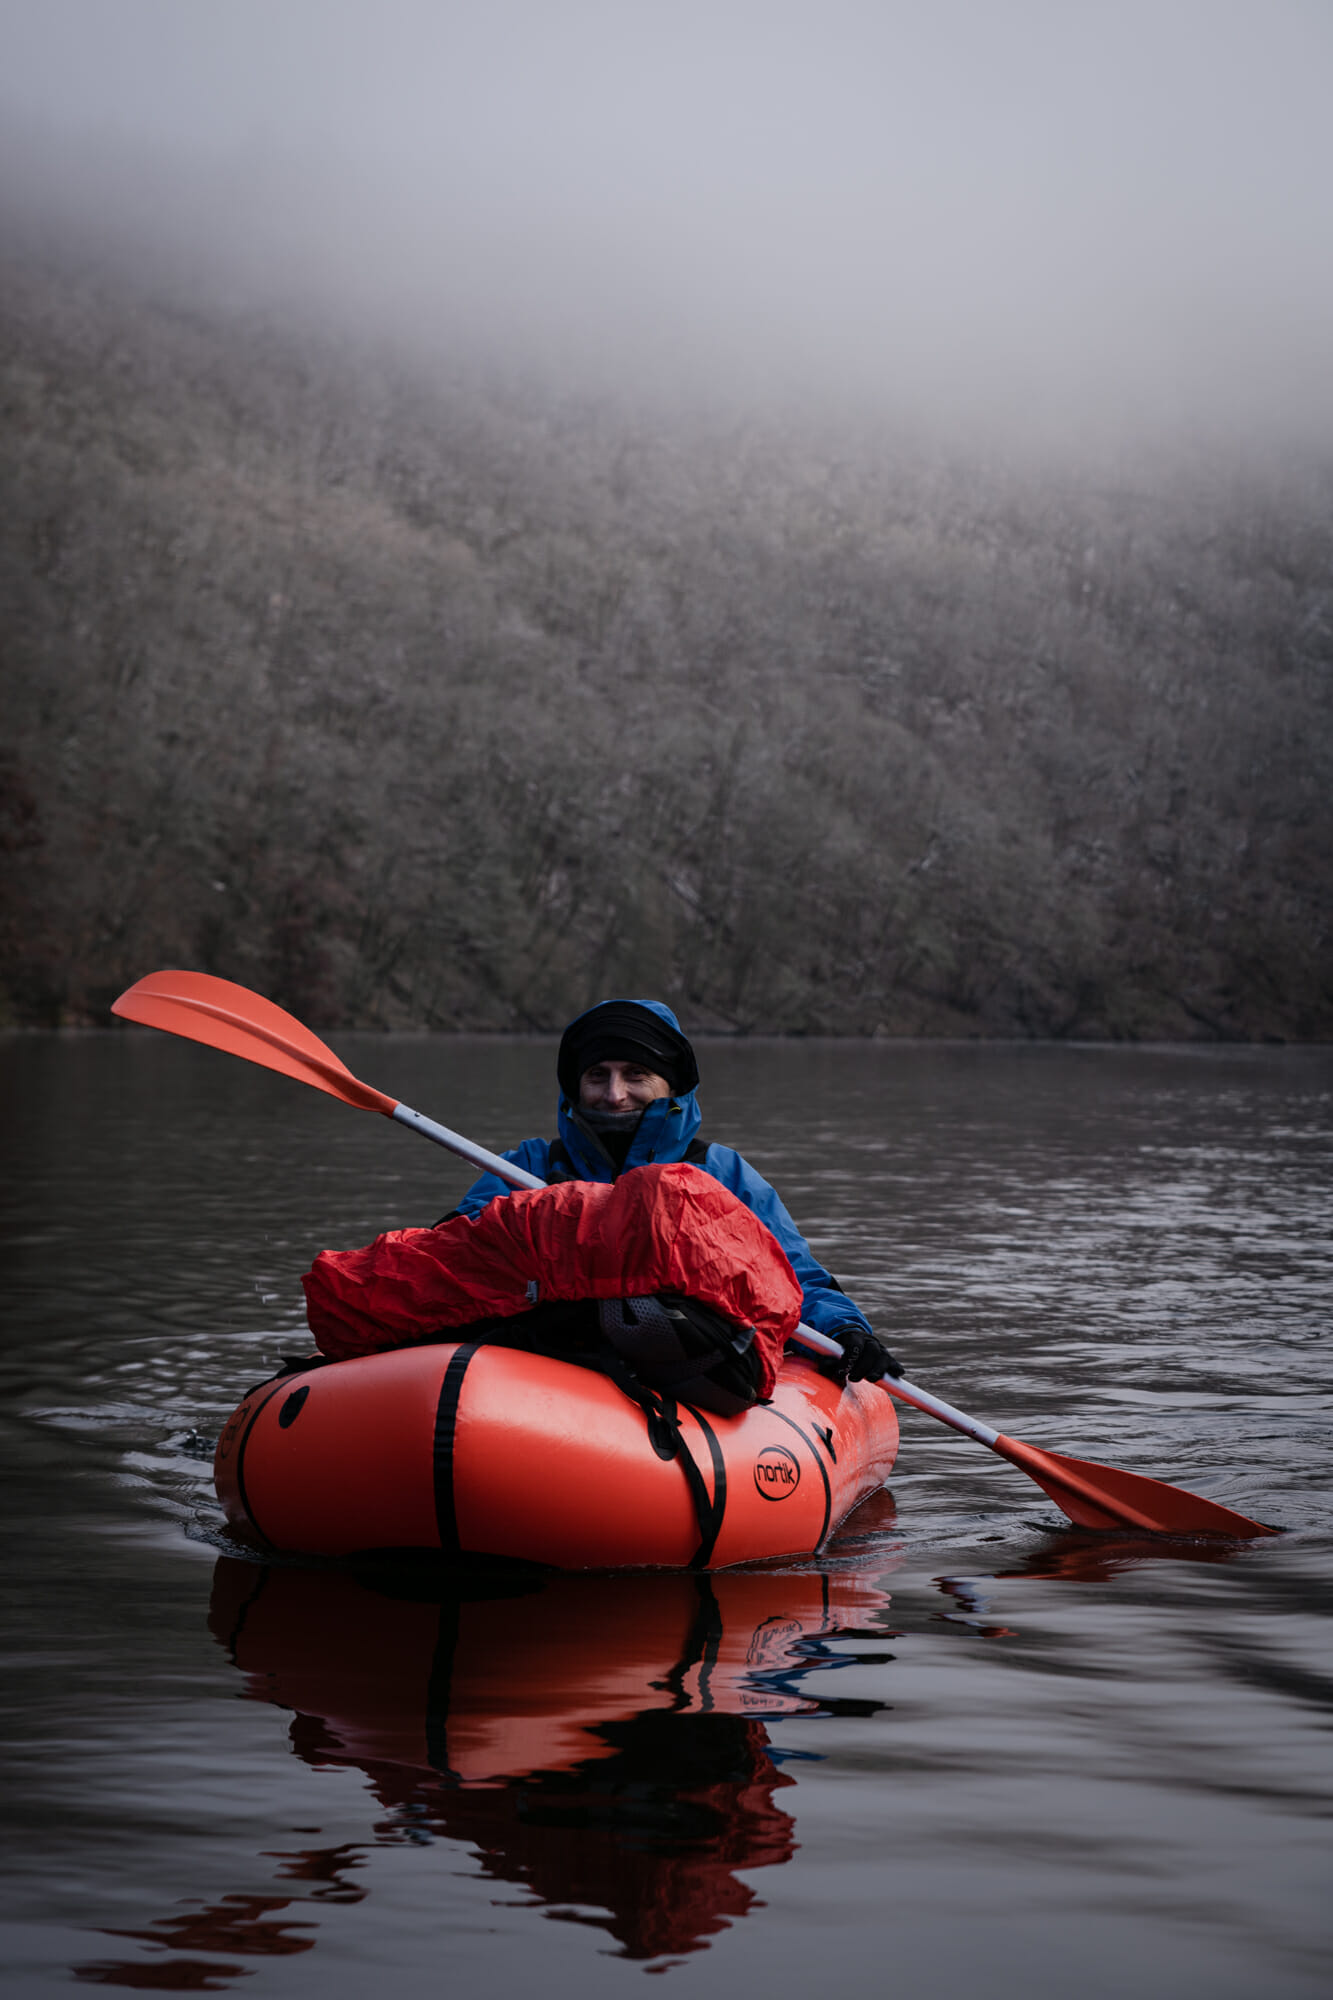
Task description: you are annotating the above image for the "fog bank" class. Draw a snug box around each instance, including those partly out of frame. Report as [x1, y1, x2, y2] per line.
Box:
[3, 0, 1332, 450]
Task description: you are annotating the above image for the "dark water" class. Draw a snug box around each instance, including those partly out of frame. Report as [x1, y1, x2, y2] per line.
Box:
[2, 1033, 1330, 1997]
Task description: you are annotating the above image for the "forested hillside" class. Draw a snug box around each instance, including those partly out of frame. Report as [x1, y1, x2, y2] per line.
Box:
[3, 248, 1330, 1037]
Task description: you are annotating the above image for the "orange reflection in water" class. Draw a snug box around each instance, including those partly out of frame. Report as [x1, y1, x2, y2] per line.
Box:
[1001, 1526, 1254, 1584]
[76, 1529, 900, 1987]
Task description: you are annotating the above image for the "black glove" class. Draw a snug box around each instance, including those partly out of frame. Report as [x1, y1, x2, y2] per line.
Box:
[820, 1323, 902, 1385]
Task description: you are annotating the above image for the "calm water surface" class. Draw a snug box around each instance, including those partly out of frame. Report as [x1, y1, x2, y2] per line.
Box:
[2, 1035, 1330, 1996]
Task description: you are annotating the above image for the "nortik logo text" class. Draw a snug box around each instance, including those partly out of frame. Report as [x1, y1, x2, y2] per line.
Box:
[753, 1443, 801, 1500]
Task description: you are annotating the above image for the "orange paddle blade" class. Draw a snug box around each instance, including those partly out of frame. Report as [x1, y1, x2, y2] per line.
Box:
[994, 1435, 1277, 1537]
[883, 1375, 1276, 1539]
[111, 971, 397, 1117]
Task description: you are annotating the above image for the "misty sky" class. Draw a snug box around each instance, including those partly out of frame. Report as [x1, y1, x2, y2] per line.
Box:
[3, 0, 1332, 444]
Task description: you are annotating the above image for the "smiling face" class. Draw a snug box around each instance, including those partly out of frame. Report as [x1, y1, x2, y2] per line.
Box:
[577, 1060, 672, 1113]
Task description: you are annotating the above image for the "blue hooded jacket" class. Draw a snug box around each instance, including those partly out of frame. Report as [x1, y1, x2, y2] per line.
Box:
[455, 1000, 873, 1342]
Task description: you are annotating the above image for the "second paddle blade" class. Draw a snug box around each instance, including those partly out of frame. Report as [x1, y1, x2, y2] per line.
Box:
[995, 1435, 1277, 1537]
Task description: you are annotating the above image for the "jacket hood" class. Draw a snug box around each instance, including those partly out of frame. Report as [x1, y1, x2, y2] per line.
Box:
[556, 997, 699, 1102]
[556, 998, 702, 1178]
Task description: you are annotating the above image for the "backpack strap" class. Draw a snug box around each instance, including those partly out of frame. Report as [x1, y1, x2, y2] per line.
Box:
[594, 1353, 727, 1569]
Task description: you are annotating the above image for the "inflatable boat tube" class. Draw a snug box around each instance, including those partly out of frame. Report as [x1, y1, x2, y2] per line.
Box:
[214, 1341, 898, 1569]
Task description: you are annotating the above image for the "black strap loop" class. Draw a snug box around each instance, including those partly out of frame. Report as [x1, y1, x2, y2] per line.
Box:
[594, 1351, 726, 1567]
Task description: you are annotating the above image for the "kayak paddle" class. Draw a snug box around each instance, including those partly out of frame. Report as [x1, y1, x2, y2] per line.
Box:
[111, 969, 1276, 1538]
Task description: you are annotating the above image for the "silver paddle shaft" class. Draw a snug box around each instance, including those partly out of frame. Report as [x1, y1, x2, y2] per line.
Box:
[794, 1323, 999, 1443]
[392, 1102, 546, 1189]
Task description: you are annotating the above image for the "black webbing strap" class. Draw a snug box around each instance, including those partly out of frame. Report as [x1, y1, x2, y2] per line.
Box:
[432, 1342, 481, 1556]
[596, 1352, 727, 1568]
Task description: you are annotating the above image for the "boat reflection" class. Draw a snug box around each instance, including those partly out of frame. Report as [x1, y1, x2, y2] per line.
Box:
[76, 1536, 899, 1987]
